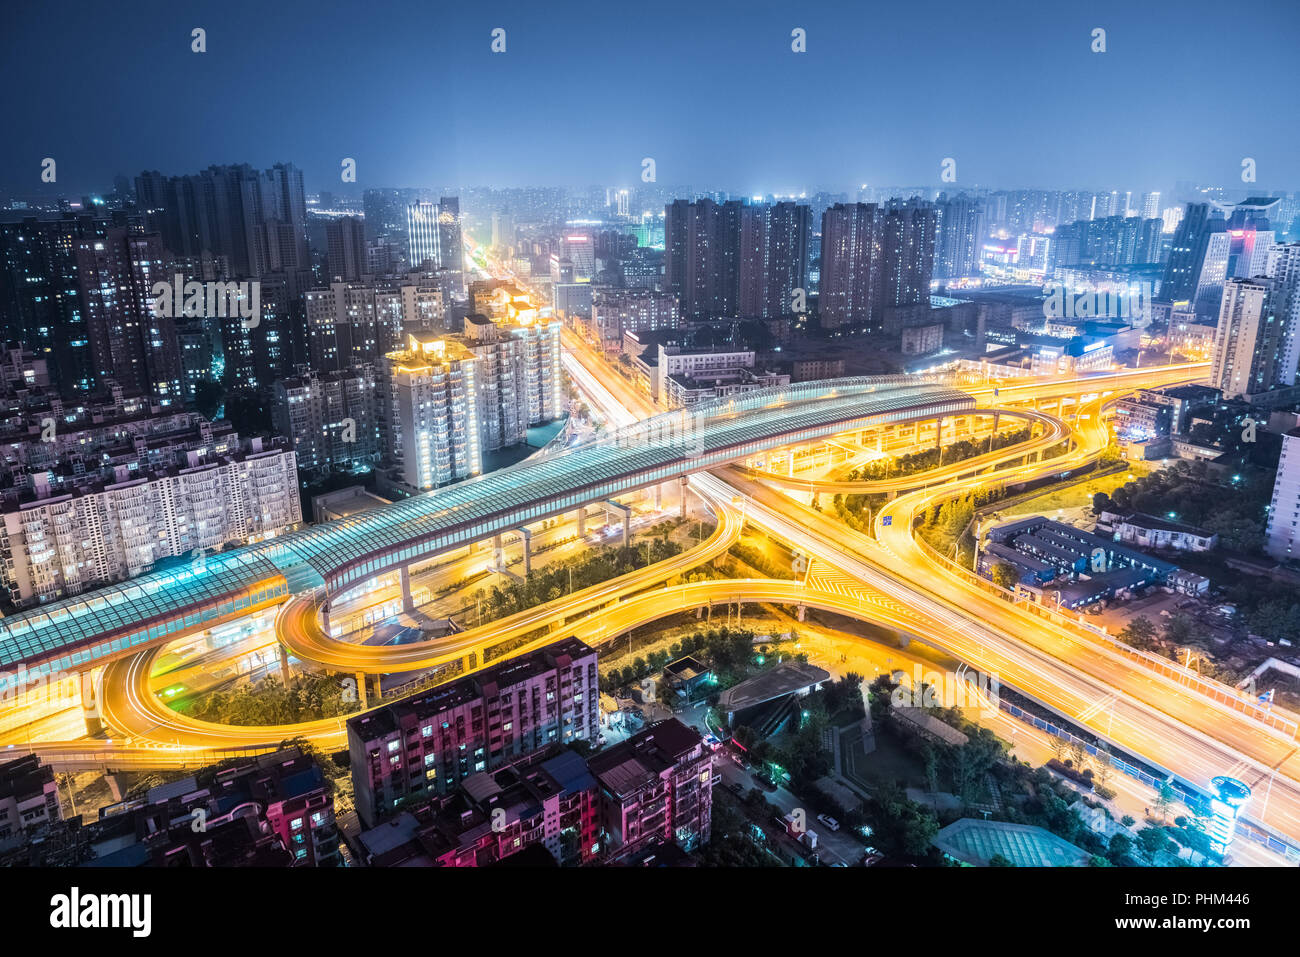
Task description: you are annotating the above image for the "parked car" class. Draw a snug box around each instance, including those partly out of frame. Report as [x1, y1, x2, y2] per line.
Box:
[817, 814, 840, 832]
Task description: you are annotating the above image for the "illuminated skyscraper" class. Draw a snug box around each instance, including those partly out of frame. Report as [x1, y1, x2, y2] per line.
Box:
[739, 201, 810, 319]
[437, 196, 464, 294]
[460, 310, 563, 450]
[406, 201, 442, 272]
[933, 193, 985, 281]
[1162, 203, 1228, 314]
[74, 229, 182, 404]
[381, 332, 481, 491]
[1210, 278, 1281, 399]
[819, 200, 935, 331]
[664, 198, 743, 319]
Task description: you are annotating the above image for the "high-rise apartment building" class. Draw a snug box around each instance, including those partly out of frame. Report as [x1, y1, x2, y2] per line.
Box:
[1267, 244, 1300, 388]
[1049, 216, 1163, 269]
[347, 637, 600, 828]
[664, 198, 743, 319]
[271, 365, 379, 476]
[819, 202, 881, 330]
[1266, 428, 1300, 560]
[738, 201, 811, 319]
[666, 198, 811, 321]
[325, 216, 367, 282]
[1210, 279, 1279, 399]
[74, 229, 183, 405]
[0, 212, 145, 396]
[379, 333, 481, 492]
[135, 163, 310, 281]
[459, 312, 563, 451]
[819, 200, 936, 331]
[0, 438, 301, 607]
[406, 201, 442, 271]
[437, 197, 464, 295]
[305, 268, 449, 373]
[933, 193, 986, 280]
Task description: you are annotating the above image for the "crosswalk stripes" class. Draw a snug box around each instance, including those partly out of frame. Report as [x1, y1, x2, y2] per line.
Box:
[803, 559, 866, 599]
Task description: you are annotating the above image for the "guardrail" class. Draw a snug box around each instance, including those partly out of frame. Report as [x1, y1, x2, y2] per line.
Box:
[996, 697, 1300, 865]
[909, 458, 1300, 740]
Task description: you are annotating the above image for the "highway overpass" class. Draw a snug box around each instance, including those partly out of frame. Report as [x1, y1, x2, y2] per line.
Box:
[0, 376, 973, 681]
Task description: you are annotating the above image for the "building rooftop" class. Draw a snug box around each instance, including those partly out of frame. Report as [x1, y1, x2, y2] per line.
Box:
[587, 718, 702, 799]
[716, 660, 831, 714]
[934, 818, 1091, 867]
[348, 637, 595, 741]
[1114, 511, 1213, 537]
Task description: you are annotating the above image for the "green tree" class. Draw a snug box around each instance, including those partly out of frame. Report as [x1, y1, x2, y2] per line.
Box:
[1119, 616, 1158, 648]
[991, 561, 1020, 590]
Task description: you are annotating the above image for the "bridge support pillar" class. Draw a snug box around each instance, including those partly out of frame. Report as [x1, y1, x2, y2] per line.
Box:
[399, 565, 414, 612]
[653, 483, 663, 510]
[604, 500, 631, 547]
[321, 602, 332, 637]
[493, 534, 505, 569]
[515, 527, 533, 577]
[935, 416, 944, 449]
[356, 672, 370, 709]
[679, 476, 689, 519]
[105, 774, 127, 802]
[576, 507, 587, 537]
[279, 644, 292, 684]
[80, 671, 103, 736]
[796, 604, 807, 623]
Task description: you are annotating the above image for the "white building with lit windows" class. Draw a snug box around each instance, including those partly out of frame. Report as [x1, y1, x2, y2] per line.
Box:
[1266, 428, 1300, 560]
[380, 333, 481, 494]
[0, 439, 301, 607]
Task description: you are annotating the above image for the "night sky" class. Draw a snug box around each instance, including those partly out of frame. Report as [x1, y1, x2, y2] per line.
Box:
[4, 0, 1299, 195]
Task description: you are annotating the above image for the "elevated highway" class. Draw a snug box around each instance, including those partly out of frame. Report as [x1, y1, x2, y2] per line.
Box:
[0, 377, 972, 681]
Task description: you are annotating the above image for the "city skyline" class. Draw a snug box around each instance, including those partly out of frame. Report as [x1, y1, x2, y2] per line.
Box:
[4, 0, 1300, 893]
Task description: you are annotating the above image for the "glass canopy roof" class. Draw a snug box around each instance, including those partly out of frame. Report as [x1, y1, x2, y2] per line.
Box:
[0, 376, 971, 673]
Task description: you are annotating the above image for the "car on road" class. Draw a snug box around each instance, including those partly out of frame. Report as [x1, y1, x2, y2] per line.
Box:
[753, 770, 778, 791]
[817, 814, 840, 832]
